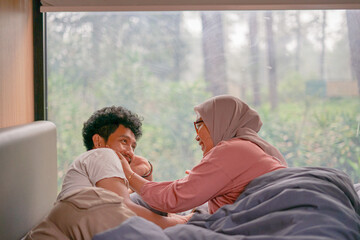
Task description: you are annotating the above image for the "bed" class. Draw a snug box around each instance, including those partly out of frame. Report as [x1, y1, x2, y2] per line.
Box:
[0, 121, 57, 240]
[1, 120, 360, 240]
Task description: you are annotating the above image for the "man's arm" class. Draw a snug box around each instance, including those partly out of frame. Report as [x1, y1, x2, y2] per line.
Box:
[96, 177, 191, 229]
[130, 155, 153, 181]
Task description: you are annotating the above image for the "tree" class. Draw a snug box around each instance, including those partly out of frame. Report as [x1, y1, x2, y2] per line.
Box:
[346, 10, 360, 94]
[248, 12, 260, 106]
[201, 12, 228, 95]
[170, 13, 183, 82]
[295, 11, 302, 72]
[265, 11, 278, 109]
[320, 11, 327, 81]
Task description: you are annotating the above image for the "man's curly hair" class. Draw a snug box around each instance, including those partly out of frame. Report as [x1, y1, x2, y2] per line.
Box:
[82, 106, 143, 151]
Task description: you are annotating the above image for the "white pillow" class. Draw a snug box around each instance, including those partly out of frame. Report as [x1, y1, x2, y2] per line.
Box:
[354, 183, 360, 198]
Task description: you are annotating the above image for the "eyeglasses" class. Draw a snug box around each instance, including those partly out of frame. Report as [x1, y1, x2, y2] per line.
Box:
[194, 120, 204, 134]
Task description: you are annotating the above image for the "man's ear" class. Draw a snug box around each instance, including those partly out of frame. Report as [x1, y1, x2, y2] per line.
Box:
[92, 134, 106, 149]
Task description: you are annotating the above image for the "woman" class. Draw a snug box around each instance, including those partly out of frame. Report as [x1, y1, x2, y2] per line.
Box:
[118, 95, 287, 214]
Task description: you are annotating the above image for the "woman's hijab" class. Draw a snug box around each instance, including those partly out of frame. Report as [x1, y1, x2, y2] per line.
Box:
[194, 95, 287, 166]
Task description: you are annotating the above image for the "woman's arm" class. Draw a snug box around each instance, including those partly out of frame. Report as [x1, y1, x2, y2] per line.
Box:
[117, 151, 232, 213]
[96, 177, 191, 229]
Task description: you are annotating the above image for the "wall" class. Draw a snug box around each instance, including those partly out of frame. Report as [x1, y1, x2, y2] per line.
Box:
[327, 81, 359, 97]
[0, 0, 34, 128]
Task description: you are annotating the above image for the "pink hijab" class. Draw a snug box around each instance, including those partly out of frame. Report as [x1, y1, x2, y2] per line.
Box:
[194, 95, 287, 166]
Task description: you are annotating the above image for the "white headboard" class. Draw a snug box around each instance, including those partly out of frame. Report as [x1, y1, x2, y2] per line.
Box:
[0, 121, 57, 240]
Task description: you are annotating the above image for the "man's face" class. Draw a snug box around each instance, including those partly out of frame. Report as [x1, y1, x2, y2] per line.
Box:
[102, 125, 137, 163]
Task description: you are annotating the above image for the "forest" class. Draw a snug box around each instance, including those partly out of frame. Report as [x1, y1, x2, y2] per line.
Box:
[46, 10, 360, 189]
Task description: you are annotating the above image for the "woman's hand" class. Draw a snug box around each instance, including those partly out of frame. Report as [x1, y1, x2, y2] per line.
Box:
[116, 152, 148, 194]
[116, 152, 132, 174]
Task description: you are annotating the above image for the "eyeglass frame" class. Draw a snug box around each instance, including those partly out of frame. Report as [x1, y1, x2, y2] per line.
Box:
[194, 120, 204, 134]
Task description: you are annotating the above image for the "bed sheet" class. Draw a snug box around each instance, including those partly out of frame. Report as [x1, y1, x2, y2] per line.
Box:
[94, 167, 360, 240]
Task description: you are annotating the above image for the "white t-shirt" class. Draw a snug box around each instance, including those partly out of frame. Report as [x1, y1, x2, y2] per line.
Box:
[57, 148, 126, 200]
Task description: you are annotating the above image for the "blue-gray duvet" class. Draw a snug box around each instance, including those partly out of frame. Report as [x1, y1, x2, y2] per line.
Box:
[93, 167, 360, 240]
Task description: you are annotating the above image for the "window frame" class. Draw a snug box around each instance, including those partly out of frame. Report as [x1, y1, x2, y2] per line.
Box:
[40, 0, 360, 12]
[33, 1, 47, 120]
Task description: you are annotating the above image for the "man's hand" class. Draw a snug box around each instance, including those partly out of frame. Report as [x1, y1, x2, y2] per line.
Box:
[167, 213, 194, 225]
[130, 155, 153, 181]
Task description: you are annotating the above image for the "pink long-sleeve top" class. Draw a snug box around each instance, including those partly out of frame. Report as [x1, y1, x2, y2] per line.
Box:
[140, 138, 286, 214]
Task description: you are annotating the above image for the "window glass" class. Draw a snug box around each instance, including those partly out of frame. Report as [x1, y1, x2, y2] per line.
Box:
[47, 10, 360, 190]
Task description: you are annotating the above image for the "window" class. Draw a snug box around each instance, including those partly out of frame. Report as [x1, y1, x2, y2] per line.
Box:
[46, 10, 360, 190]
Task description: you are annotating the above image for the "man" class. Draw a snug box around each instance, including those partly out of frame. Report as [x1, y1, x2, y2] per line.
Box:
[24, 106, 189, 240]
[57, 106, 164, 215]
[57, 106, 152, 200]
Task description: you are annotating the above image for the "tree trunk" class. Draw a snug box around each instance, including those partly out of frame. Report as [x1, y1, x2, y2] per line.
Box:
[346, 10, 360, 95]
[295, 11, 301, 72]
[201, 12, 228, 95]
[320, 11, 327, 81]
[265, 11, 278, 109]
[174, 14, 181, 82]
[249, 12, 260, 106]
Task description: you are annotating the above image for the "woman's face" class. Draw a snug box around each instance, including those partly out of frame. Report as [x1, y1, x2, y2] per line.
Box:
[194, 118, 214, 155]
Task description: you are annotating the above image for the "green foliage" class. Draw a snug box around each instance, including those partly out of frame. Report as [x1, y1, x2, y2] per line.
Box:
[47, 74, 89, 191]
[137, 79, 210, 181]
[259, 98, 360, 182]
[278, 72, 306, 102]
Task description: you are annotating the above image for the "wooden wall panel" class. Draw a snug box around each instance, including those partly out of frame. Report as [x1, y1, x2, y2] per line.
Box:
[0, 0, 34, 128]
